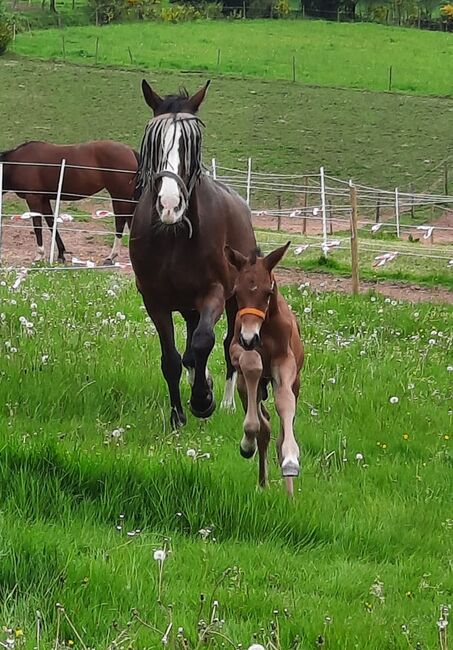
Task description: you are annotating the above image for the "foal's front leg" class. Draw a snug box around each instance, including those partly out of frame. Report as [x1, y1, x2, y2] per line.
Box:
[231, 344, 263, 459]
[273, 356, 300, 496]
[190, 283, 225, 419]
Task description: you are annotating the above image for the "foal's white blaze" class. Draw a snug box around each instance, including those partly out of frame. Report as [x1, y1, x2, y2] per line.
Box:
[158, 121, 184, 224]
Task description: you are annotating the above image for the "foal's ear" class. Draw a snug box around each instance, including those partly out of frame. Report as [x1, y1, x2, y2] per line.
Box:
[187, 80, 211, 113]
[263, 241, 291, 272]
[225, 245, 247, 271]
[142, 79, 163, 113]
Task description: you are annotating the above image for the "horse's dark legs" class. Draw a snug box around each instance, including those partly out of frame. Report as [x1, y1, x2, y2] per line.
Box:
[25, 196, 65, 262]
[221, 296, 238, 411]
[144, 299, 186, 428]
[190, 284, 225, 419]
[32, 215, 45, 262]
[180, 309, 200, 386]
[105, 200, 133, 264]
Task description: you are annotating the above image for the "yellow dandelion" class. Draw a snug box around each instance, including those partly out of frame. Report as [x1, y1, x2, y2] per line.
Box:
[68, 641, 74, 647]
[403, 433, 409, 441]
[406, 591, 413, 599]
[444, 435, 449, 441]
[382, 444, 387, 450]
[15, 629, 24, 638]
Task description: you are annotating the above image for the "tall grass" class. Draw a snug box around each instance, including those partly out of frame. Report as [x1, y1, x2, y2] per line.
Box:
[0, 270, 451, 648]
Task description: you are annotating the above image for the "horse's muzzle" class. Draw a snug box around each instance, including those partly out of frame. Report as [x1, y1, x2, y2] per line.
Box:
[239, 333, 261, 351]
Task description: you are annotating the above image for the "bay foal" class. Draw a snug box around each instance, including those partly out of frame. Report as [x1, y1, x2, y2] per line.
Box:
[225, 242, 304, 495]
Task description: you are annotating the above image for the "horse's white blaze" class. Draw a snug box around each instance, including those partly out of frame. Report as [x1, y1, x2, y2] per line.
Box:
[221, 371, 237, 410]
[158, 122, 184, 224]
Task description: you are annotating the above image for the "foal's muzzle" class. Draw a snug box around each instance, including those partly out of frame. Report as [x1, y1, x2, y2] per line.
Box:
[239, 332, 261, 351]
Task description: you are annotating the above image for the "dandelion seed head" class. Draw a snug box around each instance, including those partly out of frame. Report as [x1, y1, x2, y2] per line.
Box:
[389, 396, 399, 404]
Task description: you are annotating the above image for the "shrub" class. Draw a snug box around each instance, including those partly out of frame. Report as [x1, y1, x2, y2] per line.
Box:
[440, 3, 453, 21]
[88, 0, 127, 24]
[159, 3, 201, 21]
[275, 0, 290, 16]
[0, 2, 12, 56]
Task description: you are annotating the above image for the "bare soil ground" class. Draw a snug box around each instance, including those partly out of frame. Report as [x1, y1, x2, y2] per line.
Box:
[1, 198, 452, 305]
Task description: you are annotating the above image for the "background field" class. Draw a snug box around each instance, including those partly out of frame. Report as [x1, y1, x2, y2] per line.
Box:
[12, 20, 453, 96]
[0, 271, 451, 649]
[1, 57, 453, 193]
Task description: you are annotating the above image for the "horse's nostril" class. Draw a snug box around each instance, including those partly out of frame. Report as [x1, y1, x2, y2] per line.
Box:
[240, 333, 261, 351]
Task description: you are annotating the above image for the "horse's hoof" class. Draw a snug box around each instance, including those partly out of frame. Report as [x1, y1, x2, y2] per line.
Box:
[170, 407, 186, 429]
[190, 394, 216, 419]
[281, 458, 300, 477]
[103, 257, 114, 266]
[239, 445, 255, 459]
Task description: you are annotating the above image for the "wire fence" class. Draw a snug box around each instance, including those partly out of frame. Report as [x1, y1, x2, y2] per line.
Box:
[0, 158, 452, 287]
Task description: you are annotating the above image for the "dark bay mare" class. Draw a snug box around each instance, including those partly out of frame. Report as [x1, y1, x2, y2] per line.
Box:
[130, 80, 257, 427]
[0, 140, 139, 263]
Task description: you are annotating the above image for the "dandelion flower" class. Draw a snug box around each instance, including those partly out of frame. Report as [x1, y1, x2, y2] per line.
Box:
[389, 396, 399, 404]
[403, 433, 409, 441]
[186, 448, 196, 458]
[447, 366, 453, 372]
[444, 435, 449, 441]
[355, 453, 364, 461]
[248, 645, 266, 650]
[153, 549, 166, 562]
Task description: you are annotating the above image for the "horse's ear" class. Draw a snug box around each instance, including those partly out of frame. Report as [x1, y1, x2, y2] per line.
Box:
[225, 245, 247, 271]
[187, 80, 211, 113]
[262, 241, 291, 272]
[142, 79, 163, 113]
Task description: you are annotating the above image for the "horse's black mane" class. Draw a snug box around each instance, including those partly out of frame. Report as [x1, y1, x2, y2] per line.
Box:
[0, 140, 42, 160]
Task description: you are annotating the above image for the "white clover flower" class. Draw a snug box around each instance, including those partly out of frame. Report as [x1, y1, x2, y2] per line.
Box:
[370, 296, 376, 302]
[153, 549, 166, 562]
[304, 307, 311, 314]
[327, 309, 334, 315]
[389, 396, 399, 404]
[186, 448, 196, 458]
[447, 366, 453, 372]
[428, 339, 436, 345]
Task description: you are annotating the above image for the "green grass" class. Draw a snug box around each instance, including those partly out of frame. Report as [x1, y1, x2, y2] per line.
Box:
[0, 271, 451, 649]
[1, 57, 453, 194]
[12, 20, 453, 96]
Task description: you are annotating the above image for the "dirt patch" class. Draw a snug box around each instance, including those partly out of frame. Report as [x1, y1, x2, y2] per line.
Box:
[276, 268, 453, 305]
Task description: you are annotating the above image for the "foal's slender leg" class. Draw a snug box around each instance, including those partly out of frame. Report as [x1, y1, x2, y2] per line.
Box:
[105, 200, 131, 264]
[273, 356, 300, 496]
[32, 214, 45, 262]
[143, 299, 186, 429]
[221, 297, 238, 411]
[235, 348, 263, 459]
[190, 283, 225, 419]
[24, 196, 50, 262]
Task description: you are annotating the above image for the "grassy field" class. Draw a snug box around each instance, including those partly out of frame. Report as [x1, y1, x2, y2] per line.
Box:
[0, 270, 451, 649]
[12, 20, 453, 96]
[1, 57, 453, 194]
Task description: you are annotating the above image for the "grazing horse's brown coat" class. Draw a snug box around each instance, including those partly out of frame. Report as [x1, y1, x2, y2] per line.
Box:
[130, 80, 257, 428]
[0, 140, 139, 262]
[226, 242, 304, 495]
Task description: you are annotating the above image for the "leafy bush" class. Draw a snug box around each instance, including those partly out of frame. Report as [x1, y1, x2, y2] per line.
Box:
[203, 2, 223, 18]
[275, 0, 290, 16]
[440, 2, 453, 20]
[0, 1, 12, 55]
[159, 3, 201, 21]
[88, 0, 126, 24]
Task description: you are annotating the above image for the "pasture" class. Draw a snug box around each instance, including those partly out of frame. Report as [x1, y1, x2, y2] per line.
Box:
[12, 20, 453, 96]
[0, 270, 451, 649]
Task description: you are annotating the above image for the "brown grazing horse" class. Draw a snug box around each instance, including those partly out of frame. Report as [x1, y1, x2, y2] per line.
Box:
[0, 140, 139, 263]
[130, 80, 257, 428]
[225, 242, 304, 495]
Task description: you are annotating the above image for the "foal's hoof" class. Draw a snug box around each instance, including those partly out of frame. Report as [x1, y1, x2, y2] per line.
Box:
[281, 458, 300, 477]
[170, 407, 186, 430]
[103, 257, 114, 266]
[190, 393, 216, 419]
[239, 445, 256, 459]
[57, 255, 66, 264]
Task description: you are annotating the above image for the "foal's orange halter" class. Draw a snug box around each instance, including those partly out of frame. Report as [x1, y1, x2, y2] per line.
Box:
[237, 307, 266, 320]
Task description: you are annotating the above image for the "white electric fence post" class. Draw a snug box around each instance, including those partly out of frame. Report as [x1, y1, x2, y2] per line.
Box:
[246, 157, 252, 206]
[395, 187, 400, 238]
[211, 158, 217, 180]
[0, 163, 3, 265]
[50, 159, 66, 264]
[320, 166, 328, 254]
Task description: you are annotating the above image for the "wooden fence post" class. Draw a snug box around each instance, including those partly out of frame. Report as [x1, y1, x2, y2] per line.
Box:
[302, 175, 307, 235]
[277, 195, 282, 231]
[349, 181, 360, 296]
[375, 197, 381, 223]
[444, 162, 449, 196]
